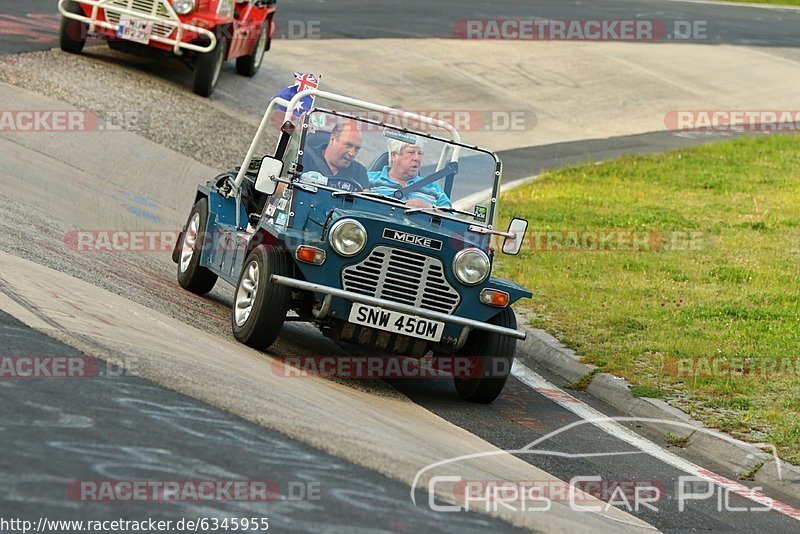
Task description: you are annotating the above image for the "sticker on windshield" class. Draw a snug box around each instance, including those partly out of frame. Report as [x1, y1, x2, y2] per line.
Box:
[382, 128, 417, 145]
[309, 113, 327, 129]
[474, 205, 488, 222]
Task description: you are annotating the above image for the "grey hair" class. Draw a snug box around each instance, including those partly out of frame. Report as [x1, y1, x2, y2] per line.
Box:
[387, 138, 425, 167]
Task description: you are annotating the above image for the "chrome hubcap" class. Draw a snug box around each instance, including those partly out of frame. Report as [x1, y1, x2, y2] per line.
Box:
[179, 213, 200, 273]
[212, 44, 225, 87]
[234, 260, 259, 327]
[254, 30, 267, 69]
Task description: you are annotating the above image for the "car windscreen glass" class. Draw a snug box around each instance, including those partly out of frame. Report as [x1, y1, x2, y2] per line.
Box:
[296, 109, 499, 225]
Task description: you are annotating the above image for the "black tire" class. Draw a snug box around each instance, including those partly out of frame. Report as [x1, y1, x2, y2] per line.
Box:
[176, 200, 218, 295]
[231, 245, 291, 350]
[235, 22, 268, 77]
[59, 0, 87, 54]
[454, 307, 517, 403]
[192, 39, 227, 97]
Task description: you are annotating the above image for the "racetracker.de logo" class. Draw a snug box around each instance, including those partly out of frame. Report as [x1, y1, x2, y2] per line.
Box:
[666, 357, 800, 378]
[665, 110, 800, 132]
[453, 19, 707, 41]
[66, 480, 283, 502]
[334, 109, 536, 133]
[272, 355, 503, 379]
[65, 230, 180, 253]
[0, 110, 138, 132]
[0, 356, 97, 378]
[491, 230, 705, 253]
[0, 110, 95, 131]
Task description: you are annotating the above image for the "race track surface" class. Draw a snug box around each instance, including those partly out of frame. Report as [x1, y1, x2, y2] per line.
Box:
[2, 1, 800, 532]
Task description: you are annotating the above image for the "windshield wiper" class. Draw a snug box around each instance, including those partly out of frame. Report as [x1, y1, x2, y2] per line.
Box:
[332, 190, 407, 205]
[404, 205, 476, 218]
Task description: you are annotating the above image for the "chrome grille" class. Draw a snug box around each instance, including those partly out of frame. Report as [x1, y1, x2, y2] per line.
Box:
[104, 0, 176, 39]
[342, 246, 461, 314]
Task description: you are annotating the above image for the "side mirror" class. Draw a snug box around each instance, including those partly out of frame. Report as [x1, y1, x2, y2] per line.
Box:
[502, 218, 528, 255]
[254, 156, 283, 195]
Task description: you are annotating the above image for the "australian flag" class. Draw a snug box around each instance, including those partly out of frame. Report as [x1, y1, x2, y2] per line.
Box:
[271, 72, 319, 117]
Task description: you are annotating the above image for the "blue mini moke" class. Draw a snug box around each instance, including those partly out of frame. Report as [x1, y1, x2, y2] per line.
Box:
[173, 89, 531, 403]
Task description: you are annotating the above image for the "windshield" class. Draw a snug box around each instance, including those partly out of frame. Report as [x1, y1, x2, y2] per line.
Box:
[295, 108, 500, 226]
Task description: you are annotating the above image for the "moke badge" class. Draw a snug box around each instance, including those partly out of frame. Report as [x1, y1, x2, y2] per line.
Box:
[383, 229, 442, 250]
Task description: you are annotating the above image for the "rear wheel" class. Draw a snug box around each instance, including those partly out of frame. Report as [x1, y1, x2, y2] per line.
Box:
[59, 0, 87, 54]
[232, 245, 291, 350]
[454, 307, 517, 403]
[176, 200, 218, 294]
[193, 39, 227, 97]
[236, 23, 268, 77]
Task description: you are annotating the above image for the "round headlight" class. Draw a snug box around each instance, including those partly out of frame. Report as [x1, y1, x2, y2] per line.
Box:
[329, 219, 367, 257]
[172, 0, 196, 15]
[453, 248, 490, 285]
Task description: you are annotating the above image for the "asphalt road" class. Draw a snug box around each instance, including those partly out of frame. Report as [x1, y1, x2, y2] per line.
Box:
[0, 309, 517, 533]
[2, 1, 800, 532]
[499, 129, 744, 182]
[3, 0, 800, 54]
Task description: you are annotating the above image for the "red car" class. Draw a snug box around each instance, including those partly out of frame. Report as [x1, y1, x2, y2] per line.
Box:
[58, 0, 277, 96]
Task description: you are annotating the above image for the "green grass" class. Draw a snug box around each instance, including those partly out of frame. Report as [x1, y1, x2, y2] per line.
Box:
[495, 134, 800, 463]
[630, 385, 667, 399]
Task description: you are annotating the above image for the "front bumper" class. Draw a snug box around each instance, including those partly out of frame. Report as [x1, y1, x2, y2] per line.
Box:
[58, 0, 218, 54]
[271, 275, 527, 341]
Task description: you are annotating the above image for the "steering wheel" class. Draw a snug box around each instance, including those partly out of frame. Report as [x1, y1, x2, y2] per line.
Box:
[328, 176, 366, 193]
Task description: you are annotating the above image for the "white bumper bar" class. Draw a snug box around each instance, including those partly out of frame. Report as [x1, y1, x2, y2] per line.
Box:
[58, 0, 218, 55]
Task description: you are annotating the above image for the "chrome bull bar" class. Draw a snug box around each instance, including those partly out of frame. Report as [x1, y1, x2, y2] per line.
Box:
[57, 0, 218, 55]
[271, 275, 527, 341]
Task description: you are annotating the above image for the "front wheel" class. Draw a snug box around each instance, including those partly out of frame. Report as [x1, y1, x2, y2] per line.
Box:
[193, 39, 227, 97]
[176, 200, 218, 295]
[232, 245, 291, 350]
[454, 307, 517, 403]
[59, 0, 87, 54]
[236, 23, 268, 77]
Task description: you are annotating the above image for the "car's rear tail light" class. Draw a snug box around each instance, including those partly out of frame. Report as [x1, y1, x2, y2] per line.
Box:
[480, 289, 509, 308]
[296, 246, 326, 265]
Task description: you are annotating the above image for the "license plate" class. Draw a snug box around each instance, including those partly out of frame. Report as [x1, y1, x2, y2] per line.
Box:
[117, 14, 153, 44]
[348, 303, 444, 343]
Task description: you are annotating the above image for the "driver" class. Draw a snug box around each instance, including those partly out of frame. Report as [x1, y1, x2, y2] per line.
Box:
[368, 139, 452, 209]
[301, 121, 369, 191]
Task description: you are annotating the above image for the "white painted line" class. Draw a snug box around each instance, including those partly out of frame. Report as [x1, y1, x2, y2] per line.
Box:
[453, 174, 539, 212]
[664, 0, 800, 11]
[740, 46, 800, 68]
[511, 361, 800, 521]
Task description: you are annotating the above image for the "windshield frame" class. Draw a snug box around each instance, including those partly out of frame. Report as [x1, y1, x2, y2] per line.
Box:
[292, 107, 503, 229]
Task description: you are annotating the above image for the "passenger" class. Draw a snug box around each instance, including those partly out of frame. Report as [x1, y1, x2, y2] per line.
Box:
[302, 121, 369, 191]
[368, 139, 452, 209]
